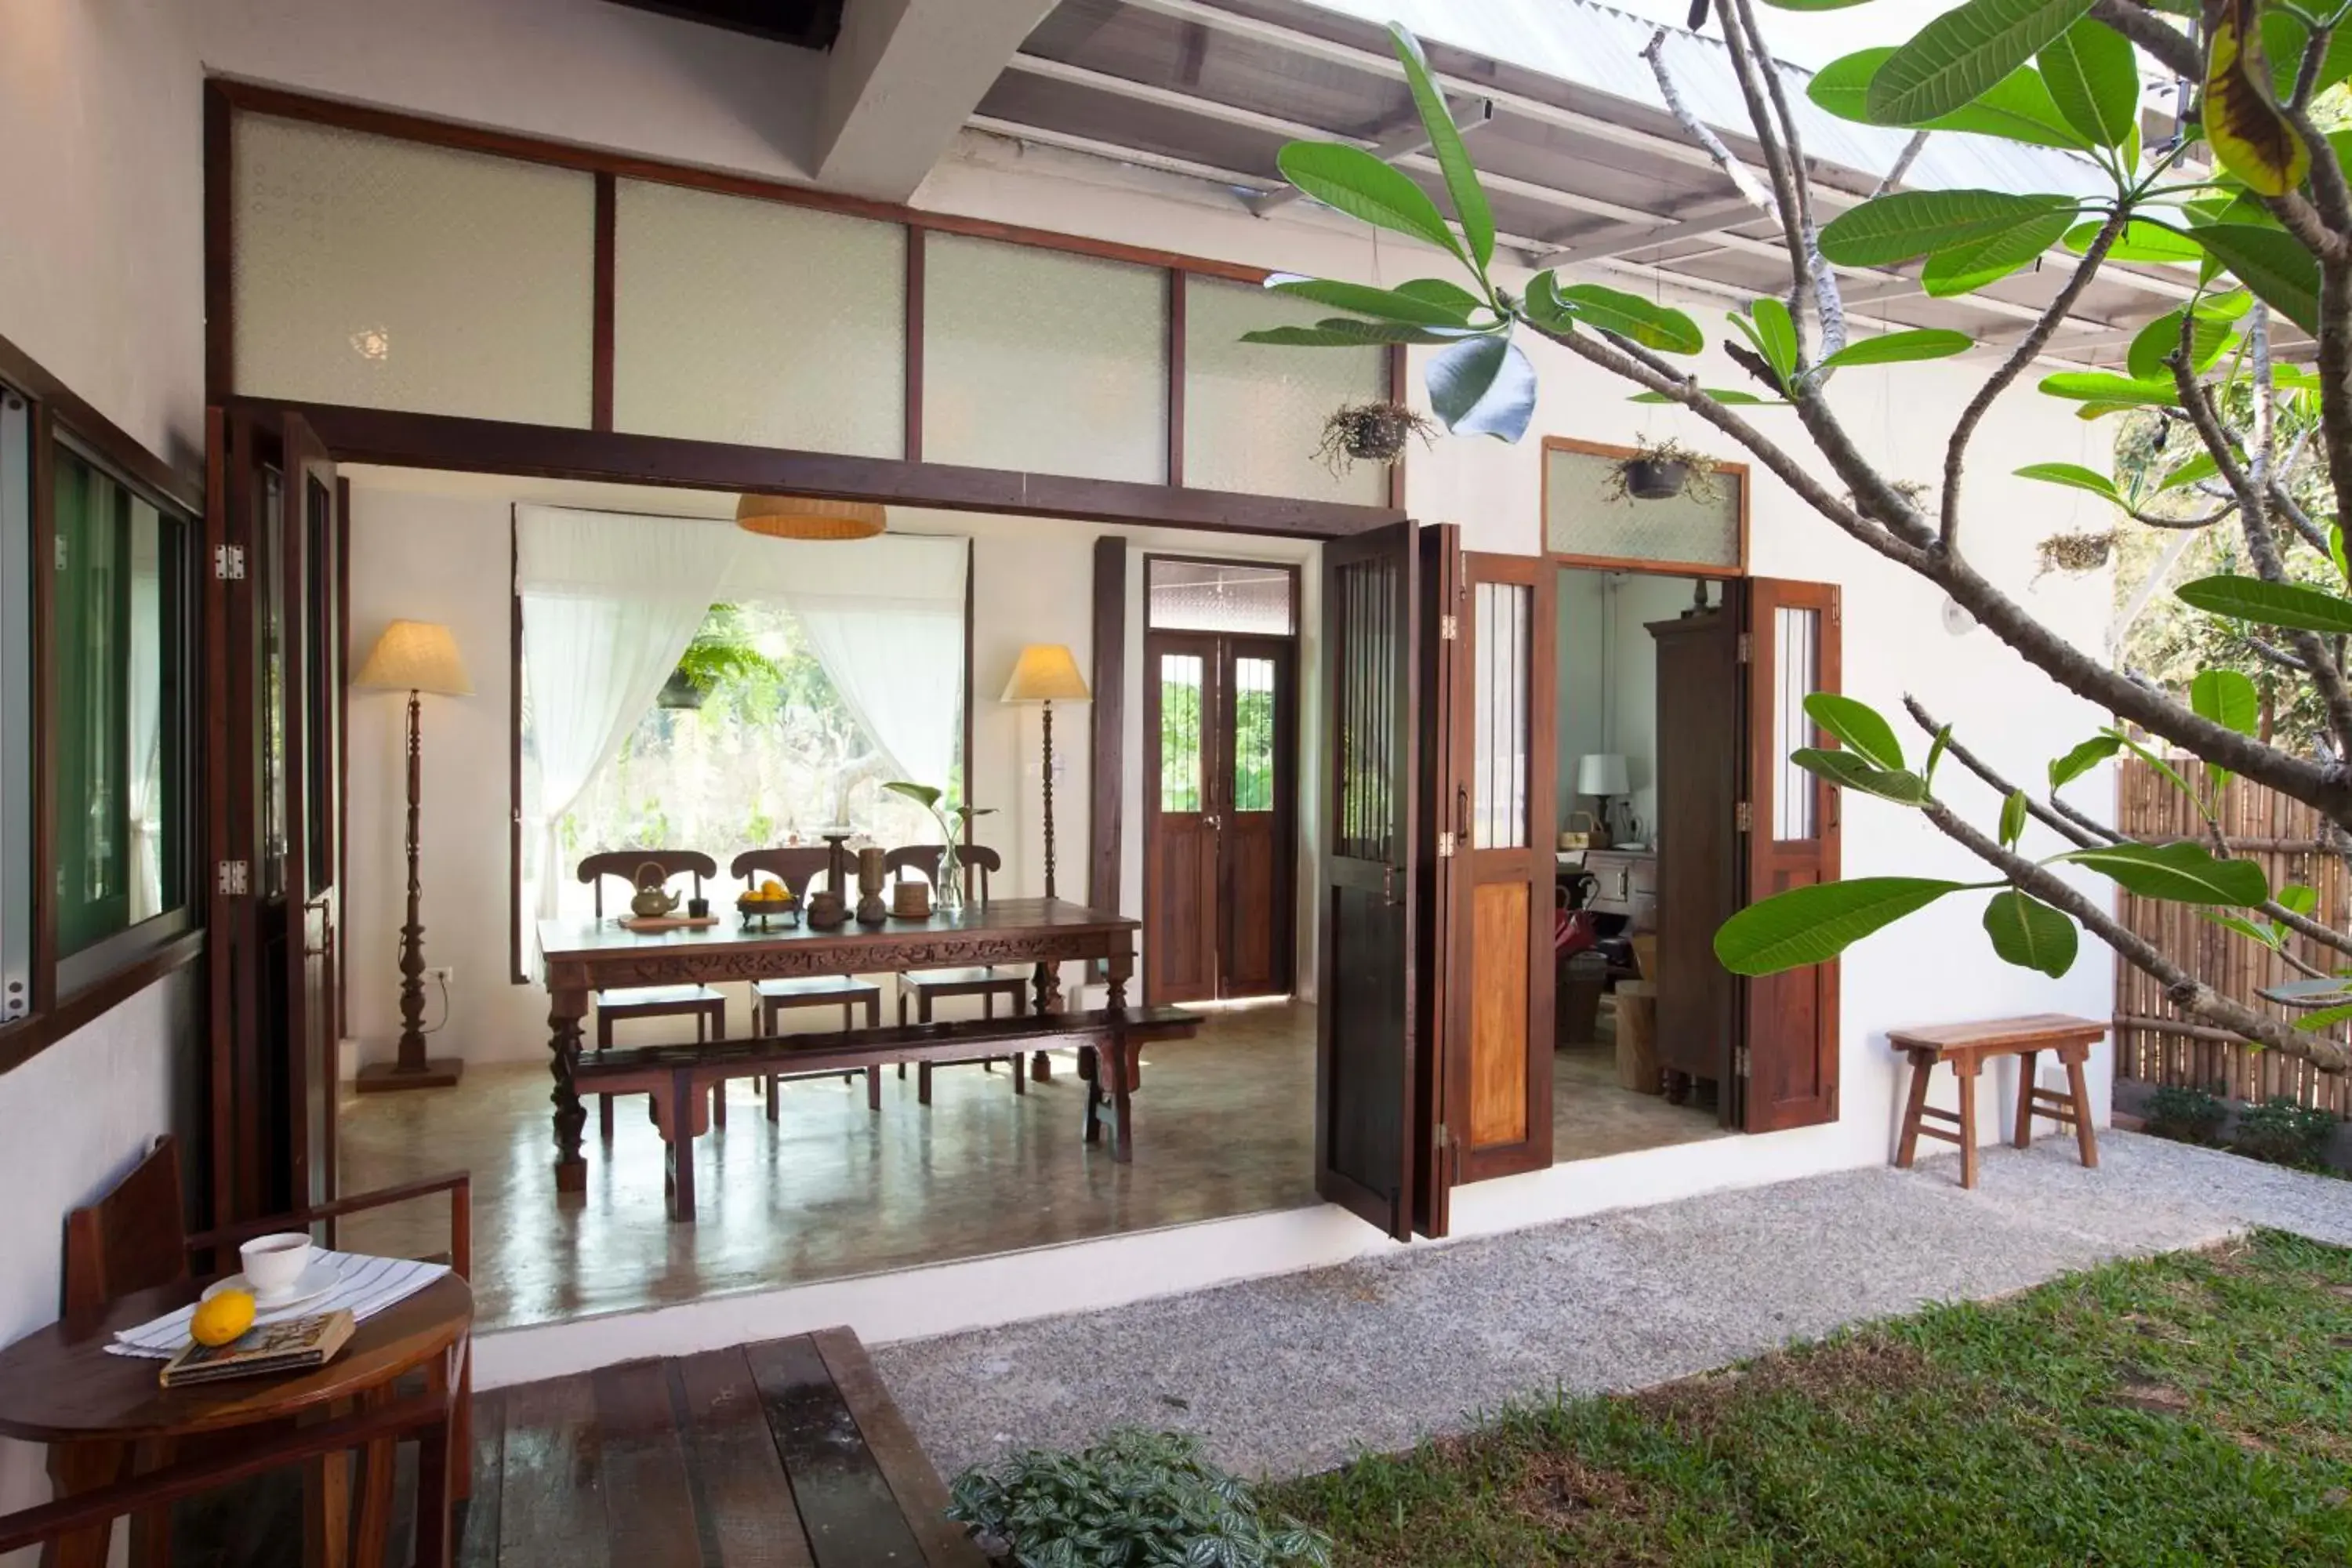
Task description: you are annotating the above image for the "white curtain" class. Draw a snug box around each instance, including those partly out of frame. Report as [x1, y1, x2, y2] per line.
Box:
[517, 508, 742, 920]
[125, 510, 163, 922]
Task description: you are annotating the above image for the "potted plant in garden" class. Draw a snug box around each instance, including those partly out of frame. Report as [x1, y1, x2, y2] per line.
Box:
[883, 780, 993, 913]
[1601, 435, 1724, 504]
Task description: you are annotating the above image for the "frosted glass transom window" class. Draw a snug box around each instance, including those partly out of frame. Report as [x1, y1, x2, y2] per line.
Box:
[231, 114, 594, 426]
[613, 182, 905, 456]
[921, 235, 1166, 483]
[1775, 605, 1821, 841]
[1545, 443, 1744, 571]
[1183, 278, 1388, 505]
[1147, 558, 1296, 634]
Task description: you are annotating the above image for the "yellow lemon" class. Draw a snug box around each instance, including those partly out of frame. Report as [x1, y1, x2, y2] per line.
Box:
[762, 879, 787, 897]
[191, 1289, 256, 1348]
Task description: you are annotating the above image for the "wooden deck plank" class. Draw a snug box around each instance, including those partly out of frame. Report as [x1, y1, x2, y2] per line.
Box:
[673, 1347, 816, 1568]
[498, 1372, 612, 1568]
[748, 1336, 930, 1568]
[592, 1360, 702, 1568]
[456, 1388, 506, 1568]
[809, 1329, 986, 1568]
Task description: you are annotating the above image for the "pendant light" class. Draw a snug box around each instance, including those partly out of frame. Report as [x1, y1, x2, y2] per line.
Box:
[735, 492, 887, 541]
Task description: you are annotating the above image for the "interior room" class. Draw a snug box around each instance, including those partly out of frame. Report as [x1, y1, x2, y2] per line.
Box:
[327, 468, 1326, 1332]
[1549, 558, 1733, 1162]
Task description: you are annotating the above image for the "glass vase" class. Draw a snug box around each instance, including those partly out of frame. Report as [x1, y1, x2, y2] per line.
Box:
[934, 838, 964, 913]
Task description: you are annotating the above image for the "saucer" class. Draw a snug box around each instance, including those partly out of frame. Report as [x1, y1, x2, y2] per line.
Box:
[203, 1259, 341, 1314]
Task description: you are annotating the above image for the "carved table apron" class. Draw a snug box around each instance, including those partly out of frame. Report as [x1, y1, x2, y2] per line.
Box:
[538, 897, 1139, 1193]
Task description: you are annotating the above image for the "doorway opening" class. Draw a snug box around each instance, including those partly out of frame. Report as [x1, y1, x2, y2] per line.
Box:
[1142, 556, 1300, 1007]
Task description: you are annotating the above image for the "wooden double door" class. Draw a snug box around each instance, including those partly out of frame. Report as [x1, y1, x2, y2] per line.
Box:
[1311, 521, 1843, 1240]
[1144, 630, 1296, 1004]
[206, 407, 345, 1225]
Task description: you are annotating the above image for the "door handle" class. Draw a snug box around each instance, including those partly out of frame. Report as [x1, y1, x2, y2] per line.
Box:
[1381, 863, 1405, 906]
[1204, 815, 1221, 832]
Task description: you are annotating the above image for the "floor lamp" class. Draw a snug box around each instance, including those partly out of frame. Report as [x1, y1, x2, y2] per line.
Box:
[1000, 644, 1091, 900]
[354, 619, 473, 1093]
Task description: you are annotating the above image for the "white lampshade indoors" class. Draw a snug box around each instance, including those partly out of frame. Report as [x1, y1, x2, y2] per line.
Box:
[354, 620, 474, 697]
[1576, 753, 1631, 798]
[735, 492, 887, 541]
[1000, 644, 1091, 704]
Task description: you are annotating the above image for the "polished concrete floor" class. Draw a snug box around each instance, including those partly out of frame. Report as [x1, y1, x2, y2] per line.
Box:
[339, 996, 1726, 1334]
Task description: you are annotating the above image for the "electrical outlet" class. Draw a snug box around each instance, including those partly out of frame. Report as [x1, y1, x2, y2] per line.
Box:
[426, 965, 455, 987]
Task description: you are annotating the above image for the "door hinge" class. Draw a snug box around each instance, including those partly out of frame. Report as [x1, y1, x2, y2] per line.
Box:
[1435, 1120, 1450, 1150]
[1736, 800, 1753, 833]
[213, 544, 247, 581]
[1436, 830, 1456, 858]
[1734, 1042, 1752, 1079]
[1736, 631, 1752, 663]
[1439, 614, 1458, 641]
[216, 859, 250, 896]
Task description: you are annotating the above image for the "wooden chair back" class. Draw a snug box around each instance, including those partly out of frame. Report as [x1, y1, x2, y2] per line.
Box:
[730, 846, 835, 895]
[884, 844, 1000, 900]
[578, 849, 717, 916]
[63, 1135, 191, 1318]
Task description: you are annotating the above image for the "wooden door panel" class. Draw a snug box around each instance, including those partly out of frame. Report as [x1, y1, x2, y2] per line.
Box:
[1145, 633, 1219, 1004]
[1740, 578, 1842, 1133]
[1218, 637, 1294, 1000]
[1648, 608, 1742, 1091]
[1222, 814, 1279, 994]
[1468, 880, 1530, 1148]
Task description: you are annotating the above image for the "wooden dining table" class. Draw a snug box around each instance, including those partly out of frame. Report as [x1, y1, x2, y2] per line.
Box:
[536, 896, 1140, 1192]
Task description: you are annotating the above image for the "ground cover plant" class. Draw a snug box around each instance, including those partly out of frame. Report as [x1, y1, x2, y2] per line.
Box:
[1271, 1230, 2352, 1566]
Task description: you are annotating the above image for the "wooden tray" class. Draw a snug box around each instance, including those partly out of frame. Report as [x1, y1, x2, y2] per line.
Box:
[619, 914, 720, 932]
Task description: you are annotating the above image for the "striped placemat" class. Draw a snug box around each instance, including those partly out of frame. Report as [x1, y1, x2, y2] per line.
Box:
[107, 1250, 451, 1359]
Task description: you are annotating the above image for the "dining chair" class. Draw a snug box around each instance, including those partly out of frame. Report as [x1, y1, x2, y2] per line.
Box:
[578, 849, 730, 1136]
[731, 846, 884, 1116]
[888, 845, 1032, 1102]
[60, 1134, 473, 1568]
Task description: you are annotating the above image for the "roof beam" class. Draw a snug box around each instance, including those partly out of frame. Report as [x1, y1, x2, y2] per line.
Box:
[1249, 96, 1495, 215]
[812, 0, 1061, 200]
[1533, 198, 1759, 266]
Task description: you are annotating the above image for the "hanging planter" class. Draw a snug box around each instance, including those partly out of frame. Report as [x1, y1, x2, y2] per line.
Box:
[1315, 401, 1437, 475]
[1602, 437, 1725, 506]
[2035, 531, 2114, 579]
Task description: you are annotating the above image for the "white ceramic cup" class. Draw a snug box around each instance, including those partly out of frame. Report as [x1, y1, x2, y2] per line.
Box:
[239, 1232, 314, 1301]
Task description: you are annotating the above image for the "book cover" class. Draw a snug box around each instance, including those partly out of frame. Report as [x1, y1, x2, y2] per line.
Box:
[159, 1309, 357, 1388]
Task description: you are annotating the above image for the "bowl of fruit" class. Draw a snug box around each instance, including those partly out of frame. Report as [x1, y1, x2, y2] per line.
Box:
[737, 877, 800, 931]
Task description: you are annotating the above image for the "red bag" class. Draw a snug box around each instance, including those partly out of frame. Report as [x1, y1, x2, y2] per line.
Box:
[1555, 908, 1598, 957]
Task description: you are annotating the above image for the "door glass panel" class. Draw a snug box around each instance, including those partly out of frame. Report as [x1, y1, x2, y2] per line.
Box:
[303, 475, 336, 890]
[1334, 556, 1397, 862]
[260, 469, 287, 900]
[1776, 604, 1820, 840]
[1472, 581, 1530, 849]
[1158, 652, 1204, 812]
[1232, 655, 1276, 812]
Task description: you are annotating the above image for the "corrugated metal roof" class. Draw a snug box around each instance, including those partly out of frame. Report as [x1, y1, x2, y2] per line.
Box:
[1303, 0, 2111, 199]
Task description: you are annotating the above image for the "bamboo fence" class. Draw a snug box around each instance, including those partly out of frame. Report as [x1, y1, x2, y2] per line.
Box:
[2112, 757, 2350, 1116]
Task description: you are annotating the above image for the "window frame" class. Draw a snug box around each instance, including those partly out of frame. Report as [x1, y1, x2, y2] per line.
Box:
[0, 332, 208, 1075]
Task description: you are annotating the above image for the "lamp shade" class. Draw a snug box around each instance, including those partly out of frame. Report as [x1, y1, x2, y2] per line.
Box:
[735, 492, 886, 540]
[354, 620, 473, 696]
[1000, 644, 1091, 704]
[1576, 752, 1630, 797]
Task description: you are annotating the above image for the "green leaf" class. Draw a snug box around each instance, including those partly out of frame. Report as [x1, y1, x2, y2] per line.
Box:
[2049, 732, 2123, 790]
[1388, 25, 1494, 270]
[1552, 282, 1704, 354]
[1999, 789, 2028, 849]
[2013, 462, 2122, 502]
[2157, 451, 2221, 493]
[2201, 911, 2284, 950]
[2190, 224, 2321, 336]
[2205, 1, 2311, 198]
[2262, 9, 2352, 102]
[2103, 727, 2203, 809]
[1426, 333, 1537, 441]
[1263, 274, 1475, 326]
[1276, 141, 1465, 263]
[1924, 725, 1954, 788]
[2293, 1000, 2352, 1032]
[1791, 747, 1929, 805]
[1726, 311, 1790, 393]
[2037, 18, 2139, 148]
[2190, 667, 2260, 738]
[1817, 328, 1974, 369]
[1749, 297, 1799, 379]
[1820, 190, 2080, 267]
[2176, 574, 2352, 634]
[1867, 0, 2093, 125]
[2060, 840, 2269, 905]
[1393, 278, 1487, 314]
[1983, 890, 2079, 978]
[2125, 308, 2234, 383]
[2278, 882, 2320, 920]
[1237, 325, 1385, 348]
[2035, 372, 2180, 408]
[1714, 877, 1965, 975]
[1629, 388, 1780, 405]
[2333, 523, 2351, 585]
[1802, 692, 1904, 770]
[1285, 317, 1472, 346]
[1922, 205, 2078, 296]
[1812, 49, 2090, 148]
[2063, 220, 2209, 263]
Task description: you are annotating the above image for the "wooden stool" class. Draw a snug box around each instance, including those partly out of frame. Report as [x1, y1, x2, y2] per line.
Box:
[1889, 1014, 2103, 1189]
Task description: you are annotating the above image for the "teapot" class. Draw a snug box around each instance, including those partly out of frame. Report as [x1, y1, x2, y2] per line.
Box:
[629, 862, 682, 919]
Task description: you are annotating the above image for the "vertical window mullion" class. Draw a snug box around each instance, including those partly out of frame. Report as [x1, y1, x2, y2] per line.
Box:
[0, 385, 31, 1022]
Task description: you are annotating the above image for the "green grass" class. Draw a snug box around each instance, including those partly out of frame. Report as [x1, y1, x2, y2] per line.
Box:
[1267, 1231, 2352, 1566]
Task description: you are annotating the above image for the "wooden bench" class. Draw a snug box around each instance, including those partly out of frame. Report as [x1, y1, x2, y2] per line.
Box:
[578, 1006, 1202, 1219]
[1889, 1014, 2103, 1189]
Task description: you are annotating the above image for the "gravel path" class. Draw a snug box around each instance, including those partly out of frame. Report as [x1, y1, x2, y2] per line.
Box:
[876, 1132, 2351, 1479]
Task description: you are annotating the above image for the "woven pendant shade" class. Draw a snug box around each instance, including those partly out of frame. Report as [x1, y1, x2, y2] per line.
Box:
[735, 492, 887, 540]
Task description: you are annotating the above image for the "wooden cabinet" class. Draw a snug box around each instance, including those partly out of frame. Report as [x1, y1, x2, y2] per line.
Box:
[1646, 608, 1742, 1095]
[1574, 848, 1657, 929]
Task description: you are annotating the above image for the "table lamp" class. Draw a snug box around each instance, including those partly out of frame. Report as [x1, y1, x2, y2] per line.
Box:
[354, 619, 473, 1092]
[1577, 752, 1631, 848]
[1000, 644, 1091, 899]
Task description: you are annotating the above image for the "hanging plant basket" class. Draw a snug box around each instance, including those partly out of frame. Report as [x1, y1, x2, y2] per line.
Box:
[2036, 531, 2114, 579]
[1315, 401, 1437, 475]
[655, 668, 706, 710]
[1602, 437, 1725, 506]
[1625, 458, 1690, 500]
